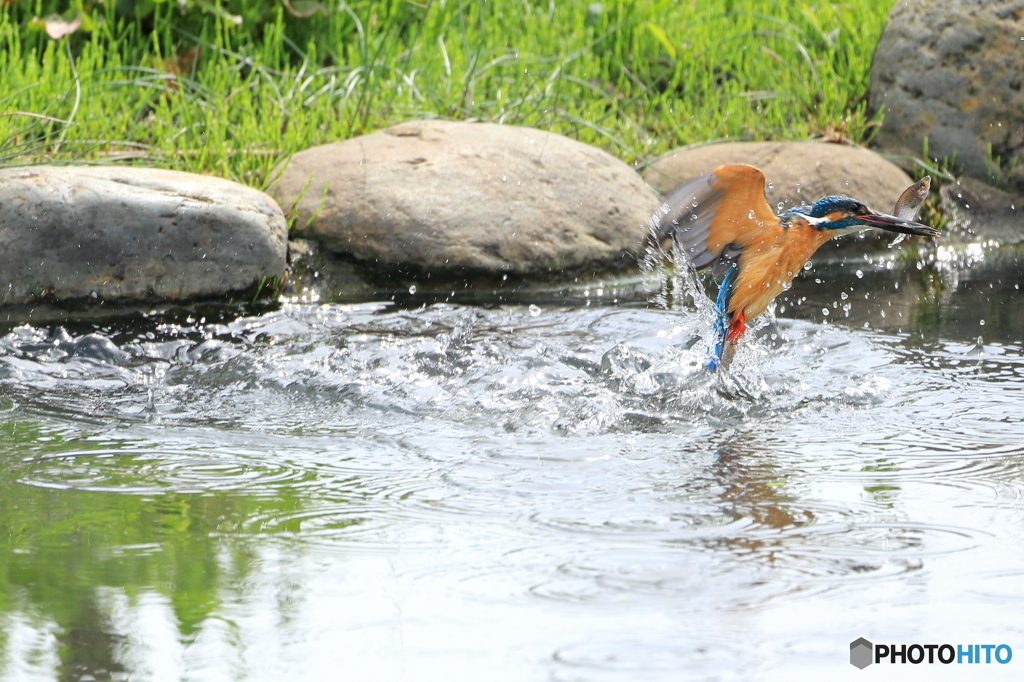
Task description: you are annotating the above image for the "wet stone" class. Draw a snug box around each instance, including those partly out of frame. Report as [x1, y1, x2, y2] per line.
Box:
[0, 166, 288, 308]
[284, 238, 375, 302]
[271, 120, 660, 281]
[940, 176, 1024, 245]
[869, 0, 1024, 193]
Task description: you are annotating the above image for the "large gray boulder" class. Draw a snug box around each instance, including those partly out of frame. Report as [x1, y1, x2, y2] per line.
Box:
[869, 0, 1024, 193]
[643, 141, 915, 212]
[0, 166, 287, 307]
[272, 120, 660, 280]
[940, 176, 1024, 245]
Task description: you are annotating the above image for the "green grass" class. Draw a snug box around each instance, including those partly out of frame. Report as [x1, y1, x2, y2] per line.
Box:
[0, 0, 896, 191]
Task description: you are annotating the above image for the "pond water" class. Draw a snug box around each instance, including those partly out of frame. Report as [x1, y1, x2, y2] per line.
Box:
[0, 242, 1022, 681]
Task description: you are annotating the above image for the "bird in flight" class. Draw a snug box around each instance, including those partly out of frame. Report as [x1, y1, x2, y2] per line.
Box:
[647, 164, 937, 370]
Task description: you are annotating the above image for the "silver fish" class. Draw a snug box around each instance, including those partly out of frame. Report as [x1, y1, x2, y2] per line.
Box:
[893, 176, 931, 222]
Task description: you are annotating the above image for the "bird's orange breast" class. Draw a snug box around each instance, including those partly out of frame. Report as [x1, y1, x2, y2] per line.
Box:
[728, 218, 833, 320]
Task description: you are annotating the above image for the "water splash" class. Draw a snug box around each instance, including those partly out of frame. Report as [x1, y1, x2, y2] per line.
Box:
[1, 300, 1023, 681]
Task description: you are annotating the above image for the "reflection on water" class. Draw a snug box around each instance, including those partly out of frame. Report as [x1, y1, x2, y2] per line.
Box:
[0, 250, 1023, 681]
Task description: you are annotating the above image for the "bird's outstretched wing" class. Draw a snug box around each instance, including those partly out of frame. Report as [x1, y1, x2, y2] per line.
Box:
[647, 164, 777, 372]
[648, 164, 778, 271]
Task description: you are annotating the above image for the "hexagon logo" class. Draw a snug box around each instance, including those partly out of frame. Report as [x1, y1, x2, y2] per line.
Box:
[850, 637, 873, 669]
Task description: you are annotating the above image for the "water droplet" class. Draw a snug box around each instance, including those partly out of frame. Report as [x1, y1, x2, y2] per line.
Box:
[777, 202, 785, 211]
[748, 209, 756, 219]
[767, 181, 774, 189]
[502, 274, 508, 281]
[855, 269, 864, 278]
[980, 319, 986, 326]
[822, 308, 829, 316]
[528, 304, 541, 317]
[840, 291, 848, 300]
[691, 200, 699, 208]
[408, 285, 417, 294]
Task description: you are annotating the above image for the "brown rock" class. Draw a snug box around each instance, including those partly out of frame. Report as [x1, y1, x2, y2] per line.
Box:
[643, 141, 915, 213]
[272, 120, 659, 280]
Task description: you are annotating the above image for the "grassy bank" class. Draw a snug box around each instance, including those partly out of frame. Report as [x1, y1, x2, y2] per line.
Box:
[0, 0, 895, 191]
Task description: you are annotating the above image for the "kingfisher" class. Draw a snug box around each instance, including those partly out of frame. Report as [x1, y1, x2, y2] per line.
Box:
[647, 164, 938, 371]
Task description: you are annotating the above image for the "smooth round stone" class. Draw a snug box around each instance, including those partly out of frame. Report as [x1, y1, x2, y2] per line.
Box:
[272, 120, 660, 280]
[643, 141, 915, 213]
[0, 166, 287, 307]
[869, 0, 1024, 193]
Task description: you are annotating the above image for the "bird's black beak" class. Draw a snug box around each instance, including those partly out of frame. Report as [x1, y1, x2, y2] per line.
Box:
[856, 210, 939, 237]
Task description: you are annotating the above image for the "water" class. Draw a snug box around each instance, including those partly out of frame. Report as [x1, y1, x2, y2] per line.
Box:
[0, 248, 1023, 681]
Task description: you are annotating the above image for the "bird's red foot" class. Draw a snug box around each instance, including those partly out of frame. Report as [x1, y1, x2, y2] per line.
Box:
[727, 313, 747, 342]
